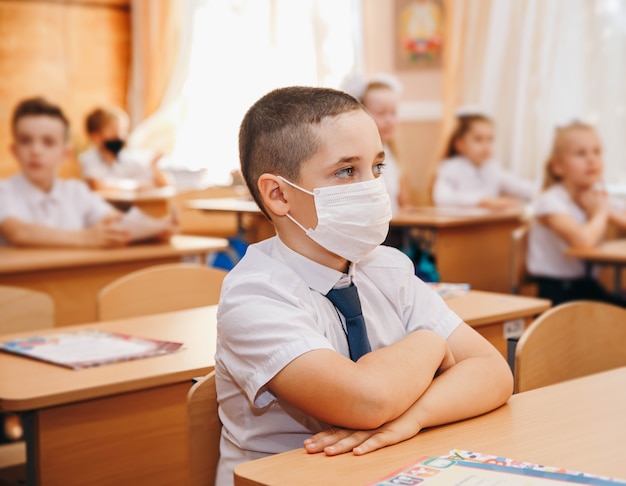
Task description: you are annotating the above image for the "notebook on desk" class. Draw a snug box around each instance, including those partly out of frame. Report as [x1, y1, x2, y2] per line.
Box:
[0, 329, 183, 370]
[369, 449, 626, 486]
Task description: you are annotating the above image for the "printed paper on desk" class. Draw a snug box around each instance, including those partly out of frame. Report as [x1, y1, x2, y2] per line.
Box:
[369, 450, 626, 485]
[0, 329, 183, 370]
[117, 206, 173, 242]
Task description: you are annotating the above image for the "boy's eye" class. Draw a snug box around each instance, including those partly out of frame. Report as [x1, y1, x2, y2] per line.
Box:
[335, 167, 354, 179]
[373, 163, 386, 175]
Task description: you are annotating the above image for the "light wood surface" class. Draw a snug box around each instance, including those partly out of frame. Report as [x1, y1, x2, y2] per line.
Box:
[566, 239, 626, 263]
[0, 285, 54, 333]
[446, 290, 550, 357]
[97, 186, 177, 217]
[186, 197, 274, 243]
[391, 206, 524, 228]
[97, 263, 227, 320]
[188, 371, 221, 486]
[392, 207, 525, 292]
[0, 305, 217, 485]
[514, 301, 626, 393]
[234, 367, 626, 486]
[0, 235, 228, 325]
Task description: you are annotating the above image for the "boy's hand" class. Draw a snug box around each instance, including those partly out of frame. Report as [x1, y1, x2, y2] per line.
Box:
[304, 411, 422, 457]
[84, 214, 130, 247]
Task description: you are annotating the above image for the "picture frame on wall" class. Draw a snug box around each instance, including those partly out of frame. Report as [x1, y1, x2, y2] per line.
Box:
[395, 0, 444, 70]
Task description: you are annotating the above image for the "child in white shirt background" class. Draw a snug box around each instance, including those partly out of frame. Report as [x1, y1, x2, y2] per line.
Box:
[432, 113, 537, 209]
[78, 106, 171, 191]
[526, 121, 626, 306]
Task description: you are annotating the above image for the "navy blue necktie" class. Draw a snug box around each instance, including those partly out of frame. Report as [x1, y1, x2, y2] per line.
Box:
[326, 283, 371, 361]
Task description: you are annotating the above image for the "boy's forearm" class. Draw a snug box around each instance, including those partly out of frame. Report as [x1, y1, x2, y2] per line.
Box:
[401, 351, 512, 431]
[1, 218, 87, 248]
[350, 330, 450, 425]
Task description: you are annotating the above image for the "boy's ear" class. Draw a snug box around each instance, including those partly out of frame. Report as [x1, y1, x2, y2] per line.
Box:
[258, 174, 290, 217]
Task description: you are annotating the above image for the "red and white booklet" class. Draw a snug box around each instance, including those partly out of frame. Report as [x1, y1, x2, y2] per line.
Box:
[0, 329, 183, 370]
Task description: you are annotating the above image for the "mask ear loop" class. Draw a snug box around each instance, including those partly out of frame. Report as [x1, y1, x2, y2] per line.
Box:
[277, 176, 315, 232]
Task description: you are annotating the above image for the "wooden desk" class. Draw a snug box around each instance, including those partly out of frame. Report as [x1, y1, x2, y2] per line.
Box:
[446, 290, 551, 358]
[391, 207, 525, 292]
[567, 239, 626, 293]
[97, 186, 177, 217]
[0, 305, 217, 486]
[0, 235, 228, 326]
[186, 197, 274, 242]
[234, 367, 626, 485]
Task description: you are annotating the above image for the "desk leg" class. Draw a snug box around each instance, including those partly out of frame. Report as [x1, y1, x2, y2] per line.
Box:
[21, 412, 36, 486]
[32, 383, 192, 486]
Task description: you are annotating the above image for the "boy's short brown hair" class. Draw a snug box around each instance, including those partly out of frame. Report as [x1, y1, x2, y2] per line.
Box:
[239, 86, 362, 219]
[85, 106, 128, 135]
[12, 97, 70, 138]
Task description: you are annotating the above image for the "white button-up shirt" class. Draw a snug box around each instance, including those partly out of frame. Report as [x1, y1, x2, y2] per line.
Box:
[0, 173, 113, 245]
[215, 236, 461, 485]
[433, 156, 537, 207]
[78, 146, 156, 188]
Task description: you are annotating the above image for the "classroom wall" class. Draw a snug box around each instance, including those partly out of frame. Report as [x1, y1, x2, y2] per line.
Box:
[362, 0, 443, 205]
[0, 0, 131, 180]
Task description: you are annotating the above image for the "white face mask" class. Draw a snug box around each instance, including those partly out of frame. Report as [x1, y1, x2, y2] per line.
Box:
[279, 176, 392, 262]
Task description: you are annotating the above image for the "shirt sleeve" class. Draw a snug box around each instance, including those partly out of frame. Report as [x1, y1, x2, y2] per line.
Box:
[78, 149, 102, 180]
[532, 188, 570, 217]
[75, 181, 116, 226]
[499, 168, 538, 201]
[0, 182, 7, 223]
[432, 163, 484, 206]
[217, 271, 334, 409]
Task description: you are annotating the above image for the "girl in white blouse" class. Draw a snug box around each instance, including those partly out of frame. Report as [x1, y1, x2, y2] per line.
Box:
[432, 114, 536, 209]
[526, 121, 626, 306]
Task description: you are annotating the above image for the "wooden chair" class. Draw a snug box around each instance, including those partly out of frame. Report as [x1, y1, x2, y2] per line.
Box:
[187, 371, 221, 486]
[514, 301, 626, 393]
[0, 286, 53, 477]
[97, 263, 228, 321]
[0, 285, 54, 333]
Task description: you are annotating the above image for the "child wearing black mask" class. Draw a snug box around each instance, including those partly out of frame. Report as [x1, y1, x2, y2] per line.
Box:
[78, 106, 171, 191]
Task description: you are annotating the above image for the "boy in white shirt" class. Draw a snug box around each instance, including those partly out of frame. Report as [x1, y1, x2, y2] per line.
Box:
[215, 87, 513, 485]
[78, 106, 171, 191]
[0, 97, 130, 247]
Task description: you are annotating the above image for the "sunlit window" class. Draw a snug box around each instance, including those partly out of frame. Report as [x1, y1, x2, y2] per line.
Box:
[161, 0, 362, 185]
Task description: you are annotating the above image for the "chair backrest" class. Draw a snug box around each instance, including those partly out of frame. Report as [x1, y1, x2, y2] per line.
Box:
[0, 285, 54, 333]
[509, 224, 530, 294]
[514, 301, 626, 393]
[187, 371, 221, 486]
[97, 263, 228, 321]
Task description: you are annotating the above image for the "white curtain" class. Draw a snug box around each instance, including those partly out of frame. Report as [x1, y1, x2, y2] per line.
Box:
[453, 0, 626, 185]
[129, 0, 363, 186]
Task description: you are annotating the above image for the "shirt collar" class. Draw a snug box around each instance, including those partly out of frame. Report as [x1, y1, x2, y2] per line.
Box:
[15, 173, 61, 206]
[273, 236, 348, 295]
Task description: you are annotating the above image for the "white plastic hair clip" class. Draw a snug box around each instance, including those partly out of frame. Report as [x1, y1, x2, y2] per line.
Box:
[340, 73, 369, 101]
[369, 73, 403, 95]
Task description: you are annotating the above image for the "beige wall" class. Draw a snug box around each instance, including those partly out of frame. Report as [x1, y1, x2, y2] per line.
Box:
[362, 0, 443, 204]
[0, 0, 131, 179]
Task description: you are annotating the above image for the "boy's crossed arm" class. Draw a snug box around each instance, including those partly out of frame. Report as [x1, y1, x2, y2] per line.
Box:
[0, 212, 130, 248]
[271, 322, 512, 456]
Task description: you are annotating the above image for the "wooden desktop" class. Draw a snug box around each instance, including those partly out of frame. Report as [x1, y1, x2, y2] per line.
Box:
[0, 235, 228, 325]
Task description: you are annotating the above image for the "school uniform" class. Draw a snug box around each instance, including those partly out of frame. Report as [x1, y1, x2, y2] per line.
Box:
[78, 146, 155, 188]
[527, 183, 626, 306]
[0, 173, 114, 245]
[215, 236, 462, 485]
[382, 145, 401, 216]
[432, 156, 536, 206]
